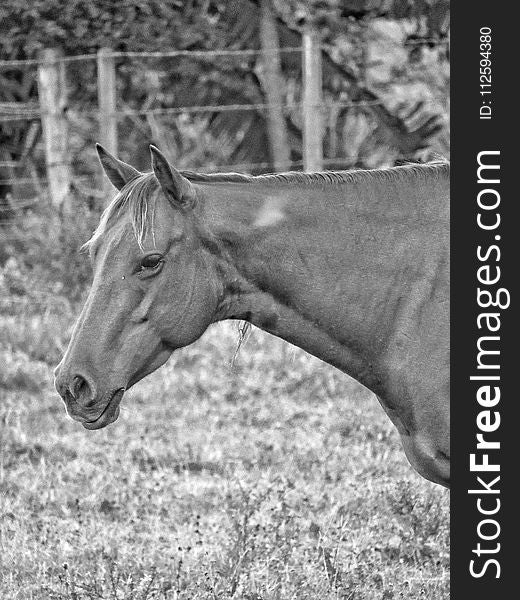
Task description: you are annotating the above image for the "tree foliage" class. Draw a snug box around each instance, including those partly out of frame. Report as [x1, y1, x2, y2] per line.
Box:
[0, 0, 449, 202]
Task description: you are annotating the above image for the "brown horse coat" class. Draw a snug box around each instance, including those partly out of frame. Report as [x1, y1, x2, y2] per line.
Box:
[55, 146, 449, 487]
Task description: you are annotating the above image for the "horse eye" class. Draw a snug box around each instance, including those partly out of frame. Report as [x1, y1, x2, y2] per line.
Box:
[140, 254, 163, 269]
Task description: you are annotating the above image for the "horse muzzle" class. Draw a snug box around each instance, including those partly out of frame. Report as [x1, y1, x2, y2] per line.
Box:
[79, 388, 124, 430]
[55, 369, 125, 429]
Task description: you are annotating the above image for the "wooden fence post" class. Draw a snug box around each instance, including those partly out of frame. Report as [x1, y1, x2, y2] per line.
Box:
[97, 48, 118, 195]
[302, 26, 323, 172]
[259, 0, 291, 172]
[37, 48, 70, 206]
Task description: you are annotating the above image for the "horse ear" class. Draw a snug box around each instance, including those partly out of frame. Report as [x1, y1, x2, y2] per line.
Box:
[149, 145, 195, 208]
[96, 143, 141, 190]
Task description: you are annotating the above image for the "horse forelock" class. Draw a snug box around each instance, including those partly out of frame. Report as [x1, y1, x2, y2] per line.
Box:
[83, 173, 159, 254]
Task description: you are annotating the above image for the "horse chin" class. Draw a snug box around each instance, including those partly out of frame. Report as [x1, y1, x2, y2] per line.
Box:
[81, 389, 124, 430]
[126, 347, 174, 390]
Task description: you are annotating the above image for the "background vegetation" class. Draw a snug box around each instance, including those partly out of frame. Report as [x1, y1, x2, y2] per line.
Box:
[1, 1, 449, 598]
[1, 0, 449, 195]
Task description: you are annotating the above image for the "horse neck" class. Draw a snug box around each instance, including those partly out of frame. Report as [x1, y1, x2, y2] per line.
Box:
[199, 175, 448, 391]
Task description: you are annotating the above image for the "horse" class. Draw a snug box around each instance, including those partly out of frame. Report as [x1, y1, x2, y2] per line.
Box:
[54, 144, 450, 488]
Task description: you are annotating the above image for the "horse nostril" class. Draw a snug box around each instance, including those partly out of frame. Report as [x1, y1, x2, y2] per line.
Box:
[72, 375, 95, 407]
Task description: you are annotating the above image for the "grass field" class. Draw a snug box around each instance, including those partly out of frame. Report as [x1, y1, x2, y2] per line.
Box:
[0, 305, 449, 599]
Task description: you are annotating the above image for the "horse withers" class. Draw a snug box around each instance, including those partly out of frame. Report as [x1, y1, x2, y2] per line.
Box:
[54, 145, 450, 487]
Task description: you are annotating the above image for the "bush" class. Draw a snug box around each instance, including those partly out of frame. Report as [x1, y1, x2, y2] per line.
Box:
[1, 194, 100, 305]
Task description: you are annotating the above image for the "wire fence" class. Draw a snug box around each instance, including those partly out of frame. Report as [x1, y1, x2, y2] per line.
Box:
[1, 37, 449, 216]
[2, 99, 387, 122]
[0, 39, 449, 68]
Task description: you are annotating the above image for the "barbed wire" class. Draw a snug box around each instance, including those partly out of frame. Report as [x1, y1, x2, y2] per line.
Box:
[0, 47, 304, 69]
[0, 57, 39, 68]
[116, 99, 384, 117]
[3, 96, 446, 123]
[111, 47, 304, 59]
[0, 36, 450, 69]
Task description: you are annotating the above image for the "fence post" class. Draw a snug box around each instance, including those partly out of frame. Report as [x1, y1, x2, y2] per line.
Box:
[302, 26, 323, 172]
[37, 48, 71, 206]
[259, 0, 291, 172]
[97, 48, 118, 195]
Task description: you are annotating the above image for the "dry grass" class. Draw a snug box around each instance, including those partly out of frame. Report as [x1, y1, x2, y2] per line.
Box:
[0, 308, 449, 599]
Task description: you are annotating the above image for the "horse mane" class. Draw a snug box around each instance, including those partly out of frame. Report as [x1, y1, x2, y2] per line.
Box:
[84, 161, 449, 252]
[181, 160, 449, 186]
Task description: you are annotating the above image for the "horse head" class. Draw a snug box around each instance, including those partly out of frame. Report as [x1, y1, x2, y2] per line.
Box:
[54, 145, 222, 429]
